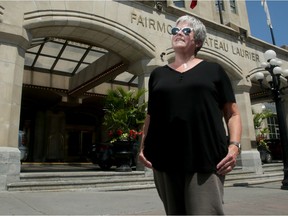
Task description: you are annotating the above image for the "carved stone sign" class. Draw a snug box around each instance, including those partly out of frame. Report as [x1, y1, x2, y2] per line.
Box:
[130, 12, 260, 63]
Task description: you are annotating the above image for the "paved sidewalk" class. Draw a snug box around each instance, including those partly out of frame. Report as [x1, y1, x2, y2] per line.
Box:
[224, 182, 288, 215]
[0, 182, 288, 215]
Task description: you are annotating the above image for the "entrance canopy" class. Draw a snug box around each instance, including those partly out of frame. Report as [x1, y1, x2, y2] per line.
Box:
[25, 37, 138, 87]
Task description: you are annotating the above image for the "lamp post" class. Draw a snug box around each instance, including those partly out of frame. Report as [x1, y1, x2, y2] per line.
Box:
[255, 49, 288, 190]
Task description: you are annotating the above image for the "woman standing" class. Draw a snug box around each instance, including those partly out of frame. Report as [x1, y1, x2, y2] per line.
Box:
[139, 15, 242, 215]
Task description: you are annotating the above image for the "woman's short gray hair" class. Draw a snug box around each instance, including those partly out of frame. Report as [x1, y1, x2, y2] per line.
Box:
[176, 15, 207, 54]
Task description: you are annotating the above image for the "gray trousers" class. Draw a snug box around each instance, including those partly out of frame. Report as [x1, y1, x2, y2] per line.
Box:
[153, 170, 225, 215]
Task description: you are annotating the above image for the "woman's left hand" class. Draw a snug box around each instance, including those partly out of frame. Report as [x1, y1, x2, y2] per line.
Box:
[216, 145, 239, 175]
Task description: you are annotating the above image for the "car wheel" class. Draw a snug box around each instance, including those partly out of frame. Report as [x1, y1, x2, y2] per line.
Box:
[90, 158, 98, 164]
[98, 161, 113, 171]
[259, 151, 266, 163]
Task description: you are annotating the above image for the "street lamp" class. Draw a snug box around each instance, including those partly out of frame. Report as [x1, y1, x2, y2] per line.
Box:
[255, 49, 288, 190]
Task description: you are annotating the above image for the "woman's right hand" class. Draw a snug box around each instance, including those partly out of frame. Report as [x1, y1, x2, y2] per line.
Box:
[138, 150, 153, 169]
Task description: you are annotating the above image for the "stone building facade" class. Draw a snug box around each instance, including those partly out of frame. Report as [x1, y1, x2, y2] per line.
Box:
[0, 0, 288, 190]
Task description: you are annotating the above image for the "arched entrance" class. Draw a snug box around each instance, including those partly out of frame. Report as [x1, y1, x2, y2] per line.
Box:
[21, 10, 156, 162]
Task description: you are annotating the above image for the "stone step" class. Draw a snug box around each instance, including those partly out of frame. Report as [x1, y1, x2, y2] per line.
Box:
[8, 176, 154, 192]
[19, 170, 145, 181]
[7, 163, 285, 191]
[8, 169, 154, 191]
[262, 163, 283, 173]
[225, 163, 284, 187]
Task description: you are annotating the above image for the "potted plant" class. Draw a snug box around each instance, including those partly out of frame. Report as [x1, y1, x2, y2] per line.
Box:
[102, 87, 147, 171]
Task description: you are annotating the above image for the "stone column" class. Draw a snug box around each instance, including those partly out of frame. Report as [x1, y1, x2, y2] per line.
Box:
[233, 82, 263, 174]
[0, 23, 31, 190]
[136, 59, 164, 98]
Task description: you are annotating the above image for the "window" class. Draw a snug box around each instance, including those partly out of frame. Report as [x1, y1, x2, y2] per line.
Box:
[173, 0, 185, 8]
[230, 0, 237, 13]
[215, 0, 225, 11]
[267, 116, 280, 139]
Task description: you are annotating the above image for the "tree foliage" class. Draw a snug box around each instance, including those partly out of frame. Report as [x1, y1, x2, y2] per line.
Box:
[253, 109, 274, 130]
[252, 108, 274, 150]
[103, 87, 147, 141]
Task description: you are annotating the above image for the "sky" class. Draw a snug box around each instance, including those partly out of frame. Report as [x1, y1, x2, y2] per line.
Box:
[246, 0, 288, 47]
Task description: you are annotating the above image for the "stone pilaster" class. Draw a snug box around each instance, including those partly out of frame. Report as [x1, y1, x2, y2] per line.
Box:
[0, 148, 20, 190]
[0, 23, 31, 190]
[233, 81, 263, 174]
[129, 57, 166, 101]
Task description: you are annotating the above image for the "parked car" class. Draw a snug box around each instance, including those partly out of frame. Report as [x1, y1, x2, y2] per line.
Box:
[266, 139, 283, 160]
[88, 142, 139, 170]
[18, 130, 28, 161]
[257, 144, 272, 164]
[258, 139, 282, 163]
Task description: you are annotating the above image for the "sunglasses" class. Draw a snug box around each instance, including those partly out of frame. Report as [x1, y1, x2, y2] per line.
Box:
[171, 27, 192, 36]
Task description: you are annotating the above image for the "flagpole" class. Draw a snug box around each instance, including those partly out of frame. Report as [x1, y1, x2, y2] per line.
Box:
[269, 26, 276, 45]
[217, 0, 223, 24]
[261, 0, 276, 45]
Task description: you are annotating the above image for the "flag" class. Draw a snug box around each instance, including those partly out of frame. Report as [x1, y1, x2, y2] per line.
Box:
[190, 0, 197, 9]
[261, 0, 273, 28]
